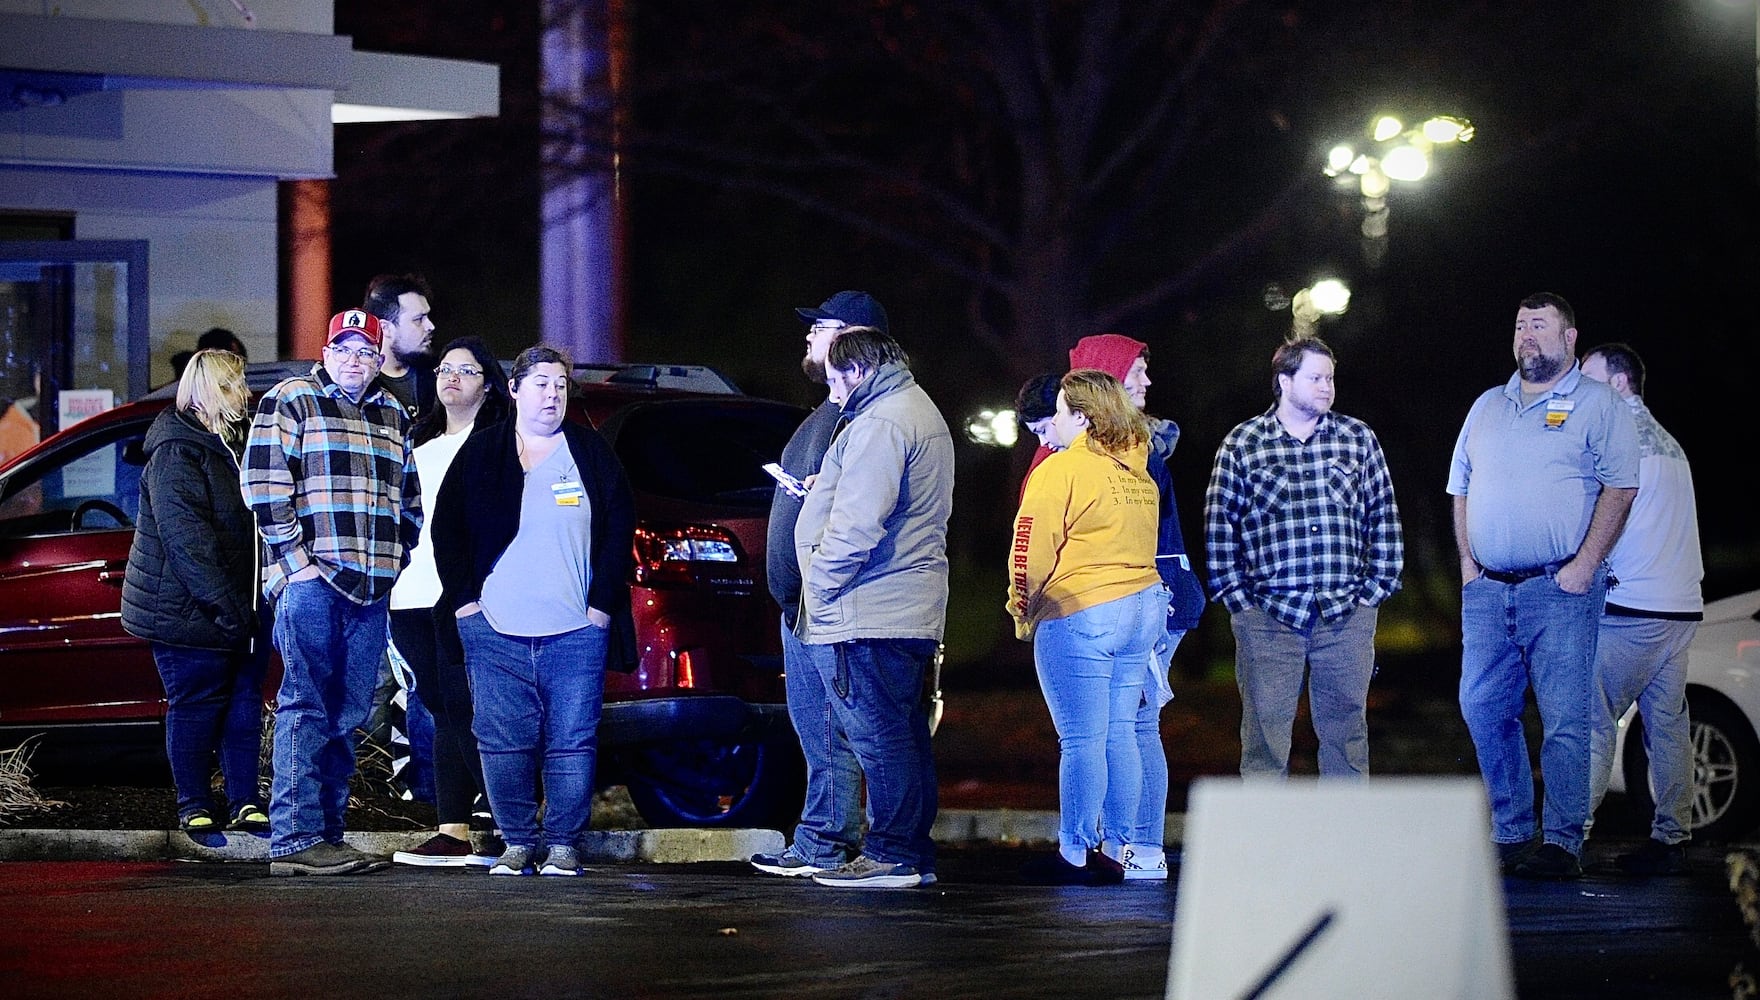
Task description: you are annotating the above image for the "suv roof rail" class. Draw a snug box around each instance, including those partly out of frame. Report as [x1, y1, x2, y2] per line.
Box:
[572, 363, 740, 394]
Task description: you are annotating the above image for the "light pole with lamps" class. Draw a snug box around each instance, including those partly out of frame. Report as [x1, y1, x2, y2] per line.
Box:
[1324, 115, 1474, 267]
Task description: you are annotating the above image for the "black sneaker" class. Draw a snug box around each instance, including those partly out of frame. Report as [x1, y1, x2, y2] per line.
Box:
[1512, 842, 1581, 880]
[1615, 838, 1689, 876]
[1019, 849, 1125, 887]
[270, 842, 370, 877]
[179, 809, 219, 834]
[750, 849, 831, 877]
[227, 803, 270, 834]
[393, 833, 475, 867]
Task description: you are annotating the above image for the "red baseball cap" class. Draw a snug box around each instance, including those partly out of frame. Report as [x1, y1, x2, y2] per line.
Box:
[327, 309, 383, 349]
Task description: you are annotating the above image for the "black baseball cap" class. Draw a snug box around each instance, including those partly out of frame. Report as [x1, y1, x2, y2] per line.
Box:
[795, 290, 889, 334]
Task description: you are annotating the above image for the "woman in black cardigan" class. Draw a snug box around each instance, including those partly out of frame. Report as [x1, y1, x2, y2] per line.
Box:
[431, 346, 635, 877]
[121, 349, 268, 834]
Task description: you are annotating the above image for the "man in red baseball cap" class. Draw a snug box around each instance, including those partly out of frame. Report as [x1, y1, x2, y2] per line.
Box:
[241, 308, 420, 876]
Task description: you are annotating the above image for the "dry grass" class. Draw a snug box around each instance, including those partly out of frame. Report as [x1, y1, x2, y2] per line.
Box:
[0, 739, 67, 826]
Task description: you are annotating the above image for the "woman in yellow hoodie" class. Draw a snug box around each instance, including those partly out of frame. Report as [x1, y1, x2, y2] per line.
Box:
[1009, 369, 1167, 885]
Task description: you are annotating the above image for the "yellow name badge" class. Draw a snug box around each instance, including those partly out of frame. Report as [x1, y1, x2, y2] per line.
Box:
[552, 481, 585, 507]
[1545, 398, 1575, 428]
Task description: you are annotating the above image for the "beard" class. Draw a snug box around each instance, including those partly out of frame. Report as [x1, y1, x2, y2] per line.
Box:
[801, 352, 827, 383]
[1519, 351, 1566, 384]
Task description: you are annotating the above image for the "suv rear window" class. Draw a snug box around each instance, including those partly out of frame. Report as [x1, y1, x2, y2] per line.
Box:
[608, 399, 804, 509]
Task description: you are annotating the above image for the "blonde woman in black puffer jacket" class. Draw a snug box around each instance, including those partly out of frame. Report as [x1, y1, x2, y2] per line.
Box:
[121, 348, 269, 835]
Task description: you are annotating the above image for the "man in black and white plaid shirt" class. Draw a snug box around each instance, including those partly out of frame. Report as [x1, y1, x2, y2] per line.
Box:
[1204, 335, 1403, 779]
[243, 309, 421, 876]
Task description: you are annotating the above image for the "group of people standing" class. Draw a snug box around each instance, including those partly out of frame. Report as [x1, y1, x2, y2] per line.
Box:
[123, 274, 637, 877]
[122, 280, 1699, 887]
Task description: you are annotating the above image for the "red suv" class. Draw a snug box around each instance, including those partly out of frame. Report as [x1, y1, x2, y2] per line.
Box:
[0, 360, 808, 830]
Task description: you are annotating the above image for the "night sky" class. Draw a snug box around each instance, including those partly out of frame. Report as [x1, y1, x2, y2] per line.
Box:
[330, 1, 1758, 673]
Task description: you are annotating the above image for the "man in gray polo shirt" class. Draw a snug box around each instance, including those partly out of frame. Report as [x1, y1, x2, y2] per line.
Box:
[1446, 291, 1639, 880]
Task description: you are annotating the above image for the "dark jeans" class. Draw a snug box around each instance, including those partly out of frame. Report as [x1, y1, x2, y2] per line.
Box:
[390, 608, 485, 826]
[150, 637, 269, 821]
[814, 637, 940, 872]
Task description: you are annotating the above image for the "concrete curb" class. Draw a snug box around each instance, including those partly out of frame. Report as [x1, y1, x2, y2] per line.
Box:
[0, 811, 1186, 863]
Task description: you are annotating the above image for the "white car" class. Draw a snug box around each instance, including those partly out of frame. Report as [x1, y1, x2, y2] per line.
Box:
[1609, 587, 1760, 842]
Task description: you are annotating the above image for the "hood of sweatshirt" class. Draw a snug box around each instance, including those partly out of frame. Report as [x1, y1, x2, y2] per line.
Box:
[1068, 333, 1147, 382]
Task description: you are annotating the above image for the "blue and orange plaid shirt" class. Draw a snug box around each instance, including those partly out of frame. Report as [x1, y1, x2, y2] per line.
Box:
[1203, 407, 1403, 632]
[241, 364, 420, 604]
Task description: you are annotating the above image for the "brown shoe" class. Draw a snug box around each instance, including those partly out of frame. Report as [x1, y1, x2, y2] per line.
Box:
[269, 842, 371, 877]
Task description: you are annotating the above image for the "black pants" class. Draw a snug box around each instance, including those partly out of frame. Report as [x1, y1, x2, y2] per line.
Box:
[389, 608, 486, 827]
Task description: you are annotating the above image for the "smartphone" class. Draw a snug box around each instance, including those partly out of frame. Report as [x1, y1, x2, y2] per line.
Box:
[762, 462, 809, 498]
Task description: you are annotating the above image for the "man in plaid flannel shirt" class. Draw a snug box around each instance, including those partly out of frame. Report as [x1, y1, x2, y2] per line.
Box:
[1204, 335, 1403, 779]
[242, 309, 422, 876]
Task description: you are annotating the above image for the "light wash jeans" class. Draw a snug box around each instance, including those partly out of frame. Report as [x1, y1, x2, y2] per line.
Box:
[268, 578, 387, 858]
[460, 613, 608, 851]
[782, 621, 864, 866]
[1459, 566, 1606, 855]
[1122, 627, 1184, 846]
[812, 637, 940, 872]
[1232, 603, 1379, 778]
[1588, 614, 1697, 845]
[1034, 585, 1162, 858]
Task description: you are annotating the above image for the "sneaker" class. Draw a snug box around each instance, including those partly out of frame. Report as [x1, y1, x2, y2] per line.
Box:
[466, 831, 504, 867]
[330, 841, 391, 873]
[179, 809, 218, 834]
[1119, 844, 1169, 881]
[489, 844, 536, 876]
[539, 845, 583, 876]
[393, 833, 475, 867]
[919, 871, 939, 887]
[1512, 842, 1582, 880]
[227, 803, 269, 834]
[269, 842, 370, 877]
[811, 855, 924, 888]
[1616, 838, 1690, 876]
[750, 849, 830, 877]
[1496, 837, 1540, 875]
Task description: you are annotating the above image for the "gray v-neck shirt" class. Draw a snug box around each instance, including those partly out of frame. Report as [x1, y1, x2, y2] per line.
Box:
[480, 444, 592, 636]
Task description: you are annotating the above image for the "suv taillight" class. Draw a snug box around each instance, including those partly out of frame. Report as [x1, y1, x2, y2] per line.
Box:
[632, 523, 746, 588]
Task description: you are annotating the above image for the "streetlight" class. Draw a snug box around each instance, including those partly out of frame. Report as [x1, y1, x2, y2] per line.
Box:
[965, 407, 1018, 448]
[1324, 115, 1474, 267]
[1290, 278, 1351, 336]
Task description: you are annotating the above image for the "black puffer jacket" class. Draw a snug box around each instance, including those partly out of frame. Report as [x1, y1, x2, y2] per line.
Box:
[121, 407, 258, 650]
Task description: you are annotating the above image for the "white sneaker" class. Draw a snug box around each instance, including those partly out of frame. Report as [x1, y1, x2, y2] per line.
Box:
[1119, 844, 1168, 881]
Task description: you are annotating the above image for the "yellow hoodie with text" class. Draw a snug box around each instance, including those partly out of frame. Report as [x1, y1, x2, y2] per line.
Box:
[1007, 431, 1160, 640]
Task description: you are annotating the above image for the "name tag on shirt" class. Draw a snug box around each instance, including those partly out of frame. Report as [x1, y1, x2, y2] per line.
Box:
[1545, 398, 1575, 428]
[553, 480, 585, 506]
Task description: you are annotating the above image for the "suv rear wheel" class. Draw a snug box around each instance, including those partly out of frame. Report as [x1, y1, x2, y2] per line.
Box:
[619, 735, 806, 831]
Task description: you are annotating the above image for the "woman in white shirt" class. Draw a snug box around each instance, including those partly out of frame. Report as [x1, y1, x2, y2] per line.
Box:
[387, 337, 509, 867]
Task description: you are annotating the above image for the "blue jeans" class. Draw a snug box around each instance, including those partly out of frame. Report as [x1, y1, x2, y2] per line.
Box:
[460, 614, 607, 850]
[812, 637, 939, 871]
[1232, 604, 1379, 778]
[151, 638, 269, 821]
[1123, 627, 1184, 846]
[782, 621, 863, 866]
[268, 578, 388, 858]
[1460, 566, 1606, 855]
[1034, 586, 1161, 858]
[1588, 615, 1696, 845]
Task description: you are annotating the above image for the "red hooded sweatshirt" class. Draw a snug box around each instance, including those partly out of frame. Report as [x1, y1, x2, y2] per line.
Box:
[1023, 333, 1147, 484]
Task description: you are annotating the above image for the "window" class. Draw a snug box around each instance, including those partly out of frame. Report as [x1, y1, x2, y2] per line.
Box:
[610, 400, 805, 508]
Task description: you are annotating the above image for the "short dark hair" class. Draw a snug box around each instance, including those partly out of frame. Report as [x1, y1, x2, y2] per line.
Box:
[826, 326, 908, 375]
[1519, 291, 1575, 331]
[196, 327, 246, 358]
[509, 344, 572, 391]
[1015, 373, 1060, 425]
[363, 273, 433, 325]
[1270, 335, 1334, 399]
[1584, 341, 1645, 396]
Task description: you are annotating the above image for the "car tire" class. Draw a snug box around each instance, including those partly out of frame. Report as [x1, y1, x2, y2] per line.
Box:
[1623, 689, 1760, 843]
[620, 735, 807, 831]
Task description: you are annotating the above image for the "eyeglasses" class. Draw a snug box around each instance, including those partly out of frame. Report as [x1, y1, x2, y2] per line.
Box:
[809, 320, 847, 334]
[435, 364, 484, 379]
[327, 345, 381, 363]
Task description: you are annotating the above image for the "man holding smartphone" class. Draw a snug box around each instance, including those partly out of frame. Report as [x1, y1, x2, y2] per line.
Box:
[751, 291, 890, 878]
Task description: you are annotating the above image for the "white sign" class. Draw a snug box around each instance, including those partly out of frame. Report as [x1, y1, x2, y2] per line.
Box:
[57, 389, 118, 497]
